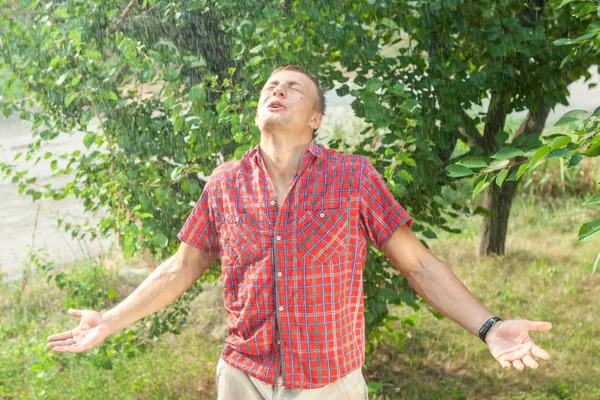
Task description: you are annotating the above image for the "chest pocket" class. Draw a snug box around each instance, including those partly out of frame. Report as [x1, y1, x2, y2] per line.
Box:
[297, 208, 349, 263]
[220, 212, 265, 266]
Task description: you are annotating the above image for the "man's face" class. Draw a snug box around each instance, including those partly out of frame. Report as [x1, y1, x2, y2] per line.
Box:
[255, 70, 322, 137]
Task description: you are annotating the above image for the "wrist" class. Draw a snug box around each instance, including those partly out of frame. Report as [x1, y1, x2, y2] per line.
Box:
[101, 308, 123, 335]
[479, 316, 502, 343]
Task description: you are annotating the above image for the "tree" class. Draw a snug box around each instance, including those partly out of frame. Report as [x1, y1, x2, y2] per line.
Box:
[1, 0, 597, 355]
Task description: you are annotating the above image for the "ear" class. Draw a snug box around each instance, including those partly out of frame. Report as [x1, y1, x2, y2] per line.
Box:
[308, 112, 322, 131]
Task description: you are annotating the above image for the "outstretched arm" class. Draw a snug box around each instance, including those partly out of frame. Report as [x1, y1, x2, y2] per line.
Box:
[47, 242, 217, 353]
[382, 223, 552, 371]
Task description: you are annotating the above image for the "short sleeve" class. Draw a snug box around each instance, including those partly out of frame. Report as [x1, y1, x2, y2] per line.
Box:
[359, 157, 414, 250]
[177, 175, 220, 255]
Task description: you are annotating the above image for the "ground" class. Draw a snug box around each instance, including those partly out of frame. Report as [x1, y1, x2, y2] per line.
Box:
[1, 195, 598, 399]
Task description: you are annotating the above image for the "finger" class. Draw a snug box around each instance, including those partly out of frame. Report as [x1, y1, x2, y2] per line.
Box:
[53, 343, 88, 353]
[499, 360, 511, 370]
[47, 338, 75, 349]
[522, 355, 539, 369]
[512, 360, 525, 371]
[531, 345, 551, 360]
[526, 320, 552, 332]
[47, 330, 74, 342]
[68, 308, 83, 318]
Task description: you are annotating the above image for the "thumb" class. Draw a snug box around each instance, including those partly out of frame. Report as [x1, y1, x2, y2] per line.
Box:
[68, 308, 83, 318]
[526, 320, 552, 332]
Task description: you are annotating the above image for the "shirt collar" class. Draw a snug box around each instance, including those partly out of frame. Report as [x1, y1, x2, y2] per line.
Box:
[243, 138, 323, 161]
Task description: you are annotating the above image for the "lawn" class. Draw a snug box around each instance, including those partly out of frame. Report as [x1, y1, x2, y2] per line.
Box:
[1, 194, 598, 399]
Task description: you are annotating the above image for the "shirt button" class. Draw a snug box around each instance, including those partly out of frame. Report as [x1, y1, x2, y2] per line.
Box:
[270, 200, 276, 205]
[278, 306, 284, 311]
[277, 340, 282, 345]
[276, 235, 281, 241]
[277, 272, 283, 277]
[320, 212, 325, 218]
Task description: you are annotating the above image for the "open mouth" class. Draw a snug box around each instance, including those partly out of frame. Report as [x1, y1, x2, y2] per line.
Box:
[267, 101, 286, 110]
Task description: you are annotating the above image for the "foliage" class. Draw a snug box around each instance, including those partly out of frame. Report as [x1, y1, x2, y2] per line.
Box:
[445, 0, 600, 242]
[0, 0, 432, 350]
[1, 0, 598, 359]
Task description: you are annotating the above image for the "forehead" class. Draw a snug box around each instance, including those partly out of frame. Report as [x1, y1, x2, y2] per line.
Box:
[264, 70, 313, 88]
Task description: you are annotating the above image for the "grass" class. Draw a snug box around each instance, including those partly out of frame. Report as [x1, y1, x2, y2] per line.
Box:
[366, 194, 600, 400]
[1, 193, 599, 399]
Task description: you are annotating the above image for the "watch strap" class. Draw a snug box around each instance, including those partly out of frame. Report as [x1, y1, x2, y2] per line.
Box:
[479, 317, 502, 343]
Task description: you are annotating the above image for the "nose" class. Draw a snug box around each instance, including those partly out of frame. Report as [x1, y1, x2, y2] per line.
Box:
[271, 83, 288, 99]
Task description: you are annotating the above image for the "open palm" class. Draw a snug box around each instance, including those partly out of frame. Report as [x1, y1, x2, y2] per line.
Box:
[47, 309, 112, 353]
[485, 319, 552, 370]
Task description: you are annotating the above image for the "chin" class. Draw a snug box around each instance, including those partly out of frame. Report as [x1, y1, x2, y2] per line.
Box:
[259, 117, 291, 132]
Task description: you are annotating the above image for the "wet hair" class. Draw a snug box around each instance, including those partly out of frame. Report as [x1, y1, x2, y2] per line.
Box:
[269, 64, 327, 117]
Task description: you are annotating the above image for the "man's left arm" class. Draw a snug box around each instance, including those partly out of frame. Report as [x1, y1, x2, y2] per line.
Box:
[383, 223, 552, 371]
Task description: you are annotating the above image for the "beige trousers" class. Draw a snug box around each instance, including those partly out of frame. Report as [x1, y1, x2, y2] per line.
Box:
[216, 357, 368, 400]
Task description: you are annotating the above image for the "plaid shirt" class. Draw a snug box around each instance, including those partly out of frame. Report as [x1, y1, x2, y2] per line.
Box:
[177, 139, 413, 389]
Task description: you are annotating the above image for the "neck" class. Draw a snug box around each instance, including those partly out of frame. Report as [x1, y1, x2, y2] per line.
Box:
[258, 133, 312, 181]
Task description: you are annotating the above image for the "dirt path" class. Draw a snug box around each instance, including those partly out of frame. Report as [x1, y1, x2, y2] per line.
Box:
[0, 115, 114, 279]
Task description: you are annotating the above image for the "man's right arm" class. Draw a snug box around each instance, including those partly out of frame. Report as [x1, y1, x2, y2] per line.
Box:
[102, 242, 218, 333]
[47, 242, 217, 353]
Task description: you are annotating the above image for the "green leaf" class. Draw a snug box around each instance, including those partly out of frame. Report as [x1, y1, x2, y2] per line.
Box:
[553, 109, 588, 126]
[445, 164, 474, 178]
[170, 166, 184, 181]
[582, 193, 600, 206]
[491, 148, 524, 160]
[483, 159, 509, 173]
[422, 229, 437, 239]
[568, 153, 584, 168]
[472, 206, 495, 218]
[152, 233, 169, 247]
[455, 156, 488, 168]
[529, 145, 551, 166]
[83, 133, 96, 148]
[495, 169, 509, 187]
[65, 92, 79, 107]
[234, 144, 251, 160]
[365, 77, 383, 93]
[553, 38, 572, 46]
[397, 169, 413, 182]
[516, 163, 528, 180]
[546, 148, 573, 159]
[247, 55, 265, 67]
[472, 175, 492, 200]
[367, 381, 381, 394]
[70, 76, 81, 87]
[189, 86, 206, 103]
[106, 92, 118, 101]
[557, 0, 578, 8]
[578, 218, 600, 242]
[56, 73, 68, 86]
[550, 135, 572, 150]
[584, 143, 600, 157]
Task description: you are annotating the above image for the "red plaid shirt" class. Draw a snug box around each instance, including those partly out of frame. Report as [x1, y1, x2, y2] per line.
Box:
[177, 139, 413, 389]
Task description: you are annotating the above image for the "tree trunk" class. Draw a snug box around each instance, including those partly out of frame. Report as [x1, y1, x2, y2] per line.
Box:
[479, 180, 519, 256]
[479, 104, 551, 256]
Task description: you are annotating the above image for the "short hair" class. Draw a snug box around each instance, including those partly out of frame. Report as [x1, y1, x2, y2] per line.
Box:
[268, 64, 326, 117]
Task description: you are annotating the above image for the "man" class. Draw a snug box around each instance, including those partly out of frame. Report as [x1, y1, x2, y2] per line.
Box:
[47, 65, 552, 399]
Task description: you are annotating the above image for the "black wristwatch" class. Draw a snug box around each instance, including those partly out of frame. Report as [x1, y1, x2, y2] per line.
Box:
[479, 317, 502, 343]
